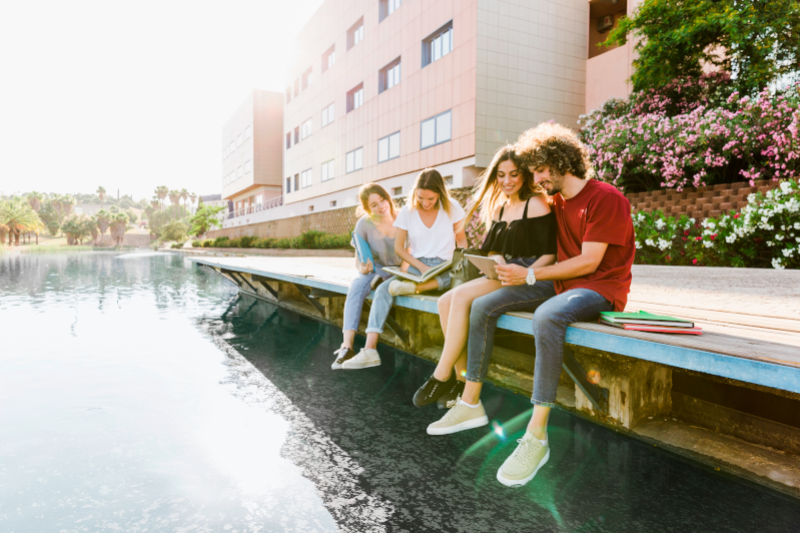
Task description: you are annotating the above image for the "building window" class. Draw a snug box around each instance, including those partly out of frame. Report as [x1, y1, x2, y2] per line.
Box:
[420, 110, 452, 149]
[330, 200, 337, 208]
[347, 18, 364, 50]
[346, 147, 363, 173]
[301, 118, 313, 140]
[379, 58, 401, 93]
[422, 21, 453, 67]
[237, 165, 244, 179]
[294, 79, 300, 97]
[444, 176, 453, 186]
[301, 67, 313, 90]
[286, 177, 292, 193]
[378, 131, 400, 163]
[347, 83, 364, 112]
[321, 103, 335, 127]
[321, 159, 336, 181]
[236, 133, 243, 147]
[294, 126, 300, 144]
[322, 45, 336, 73]
[244, 125, 251, 138]
[392, 186, 403, 196]
[294, 173, 299, 191]
[379, 0, 401, 22]
[308, 205, 315, 212]
[244, 160, 252, 173]
[286, 132, 291, 149]
[301, 168, 313, 188]
[286, 86, 292, 104]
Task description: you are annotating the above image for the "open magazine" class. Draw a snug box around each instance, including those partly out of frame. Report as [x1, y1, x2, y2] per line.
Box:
[382, 260, 453, 283]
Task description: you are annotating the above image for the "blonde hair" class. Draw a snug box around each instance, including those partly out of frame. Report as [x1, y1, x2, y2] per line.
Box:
[356, 182, 397, 219]
[465, 145, 543, 230]
[408, 168, 453, 216]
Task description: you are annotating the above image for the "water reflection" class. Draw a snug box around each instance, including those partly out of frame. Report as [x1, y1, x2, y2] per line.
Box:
[2, 252, 800, 533]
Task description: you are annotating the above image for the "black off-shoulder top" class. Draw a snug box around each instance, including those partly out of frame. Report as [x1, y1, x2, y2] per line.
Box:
[480, 199, 558, 260]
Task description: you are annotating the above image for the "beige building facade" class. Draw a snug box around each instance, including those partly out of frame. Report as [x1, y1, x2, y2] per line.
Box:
[221, 90, 284, 217]
[279, 0, 588, 213]
[220, 0, 639, 230]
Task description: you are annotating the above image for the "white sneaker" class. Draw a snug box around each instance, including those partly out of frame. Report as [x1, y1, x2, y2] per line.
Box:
[388, 280, 417, 296]
[331, 346, 356, 370]
[341, 348, 381, 369]
[496, 431, 550, 487]
[426, 396, 489, 435]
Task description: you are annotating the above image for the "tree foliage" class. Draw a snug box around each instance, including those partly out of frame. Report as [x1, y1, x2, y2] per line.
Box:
[607, 0, 800, 96]
[188, 204, 225, 237]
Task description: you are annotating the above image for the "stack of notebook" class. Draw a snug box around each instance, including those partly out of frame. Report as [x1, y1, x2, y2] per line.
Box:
[599, 310, 702, 335]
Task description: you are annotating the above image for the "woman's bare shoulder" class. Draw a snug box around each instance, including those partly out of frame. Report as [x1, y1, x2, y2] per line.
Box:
[527, 194, 552, 216]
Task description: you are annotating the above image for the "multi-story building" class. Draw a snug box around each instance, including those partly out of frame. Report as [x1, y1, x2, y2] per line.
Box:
[266, 0, 586, 219]
[221, 90, 284, 221]
[219, 0, 637, 231]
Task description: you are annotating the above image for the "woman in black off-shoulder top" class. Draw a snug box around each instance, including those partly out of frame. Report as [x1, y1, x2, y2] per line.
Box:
[412, 145, 557, 413]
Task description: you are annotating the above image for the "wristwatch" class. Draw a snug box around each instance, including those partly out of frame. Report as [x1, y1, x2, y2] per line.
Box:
[526, 268, 536, 285]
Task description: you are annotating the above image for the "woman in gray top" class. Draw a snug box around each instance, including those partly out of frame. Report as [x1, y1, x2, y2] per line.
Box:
[332, 183, 403, 370]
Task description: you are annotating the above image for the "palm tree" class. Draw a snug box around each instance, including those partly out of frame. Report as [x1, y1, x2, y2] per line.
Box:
[25, 192, 43, 243]
[97, 186, 106, 210]
[180, 189, 189, 217]
[189, 192, 197, 215]
[168, 190, 181, 218]
[0, 198, 43, 246]
[95, 209, 111, 246]
[155, 186, 169, 210]
[110, 212, 129, 246]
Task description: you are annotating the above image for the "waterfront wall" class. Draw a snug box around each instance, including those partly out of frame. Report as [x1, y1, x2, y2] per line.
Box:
[208, 179, 784, 240]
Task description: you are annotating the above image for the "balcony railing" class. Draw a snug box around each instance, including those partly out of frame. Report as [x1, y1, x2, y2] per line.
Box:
[225, 196, 284, 220]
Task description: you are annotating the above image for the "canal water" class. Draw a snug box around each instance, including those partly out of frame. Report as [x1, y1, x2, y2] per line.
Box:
[2, 252, 800, 533]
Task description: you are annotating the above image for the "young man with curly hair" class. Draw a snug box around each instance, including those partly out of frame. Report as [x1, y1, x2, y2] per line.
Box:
[423, 122, 635, 488]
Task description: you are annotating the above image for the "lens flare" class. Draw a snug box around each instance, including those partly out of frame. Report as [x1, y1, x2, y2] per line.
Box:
[491, 421, 504, 439]
[586, 369, 601, 385]
[460, 369, 467, 377]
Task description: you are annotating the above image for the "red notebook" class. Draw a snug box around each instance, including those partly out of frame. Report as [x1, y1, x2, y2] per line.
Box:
[600, 321, 703, 335]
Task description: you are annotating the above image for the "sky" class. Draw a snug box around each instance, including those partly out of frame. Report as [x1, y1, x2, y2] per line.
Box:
[0, 0, 325, 201]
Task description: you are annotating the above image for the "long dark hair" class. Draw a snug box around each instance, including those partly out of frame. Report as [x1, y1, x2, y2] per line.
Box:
[465, 145, 541, 229]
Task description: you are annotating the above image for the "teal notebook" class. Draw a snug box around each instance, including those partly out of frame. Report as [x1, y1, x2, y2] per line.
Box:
[600, 310, 693, 326]
[352, 232, 374, 265]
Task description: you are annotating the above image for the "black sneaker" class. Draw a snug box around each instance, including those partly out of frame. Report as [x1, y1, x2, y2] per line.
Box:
[413, 372, 455, 408]
[437, 380, 466, 409]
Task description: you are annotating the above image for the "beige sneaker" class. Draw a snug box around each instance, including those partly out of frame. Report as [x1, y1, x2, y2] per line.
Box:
[496, 431, 550, 487]
[342, 348, 381, 369]
[426, 396, 489, 435]
[388, 280, 417, 296]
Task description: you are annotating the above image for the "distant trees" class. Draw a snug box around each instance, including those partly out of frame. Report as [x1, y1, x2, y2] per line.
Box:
[189, 204, 225, 238]
[97, 186, 106, 210]
[0, 198, 43, 246]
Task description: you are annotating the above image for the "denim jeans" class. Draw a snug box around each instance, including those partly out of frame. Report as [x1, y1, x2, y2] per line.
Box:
[342, 262, 389, 332]
[465, 280, 612, 407]
[366, 257, 450, 335]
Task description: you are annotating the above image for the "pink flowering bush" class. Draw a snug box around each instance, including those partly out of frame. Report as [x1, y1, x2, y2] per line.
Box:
[633, 178, 800, 269]
[579, 73, 800, 193]
[464, 207, 486, 249]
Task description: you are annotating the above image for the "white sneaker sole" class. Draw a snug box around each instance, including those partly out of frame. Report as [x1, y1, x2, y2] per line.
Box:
[331, 362, 343, 370]
[342, 360, 381, 370]
[496, 448, 550, 487]
[426, 415, 489, 435]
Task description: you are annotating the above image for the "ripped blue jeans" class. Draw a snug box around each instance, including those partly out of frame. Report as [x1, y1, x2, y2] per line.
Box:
[465, 280, 612, 406]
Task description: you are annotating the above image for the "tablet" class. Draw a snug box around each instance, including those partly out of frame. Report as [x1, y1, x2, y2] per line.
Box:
[465, 254, 501, 280]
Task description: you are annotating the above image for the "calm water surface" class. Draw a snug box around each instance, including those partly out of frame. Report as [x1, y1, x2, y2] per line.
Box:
[2, 252, 799, 533]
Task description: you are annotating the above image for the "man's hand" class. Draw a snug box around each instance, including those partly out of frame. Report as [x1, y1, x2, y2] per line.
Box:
[358, 259, 374, 275]
[496, 263, 528, 286]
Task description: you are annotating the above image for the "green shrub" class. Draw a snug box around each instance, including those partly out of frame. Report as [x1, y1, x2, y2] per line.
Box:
[202, 239, 211, 248]
[171, 242, 185, 249]
[256, 238, 276, 248]
[191, 240, 202, 247]
[239, 235, 259, 248]
[212, 236, 230, 247]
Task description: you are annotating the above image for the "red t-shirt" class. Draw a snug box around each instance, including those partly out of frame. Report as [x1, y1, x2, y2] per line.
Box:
[552, 179, 635, 311]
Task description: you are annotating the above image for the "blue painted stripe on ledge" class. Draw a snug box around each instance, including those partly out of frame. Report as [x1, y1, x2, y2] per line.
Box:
[192, 258, 800, 394]
[564, 328, 800, 395]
